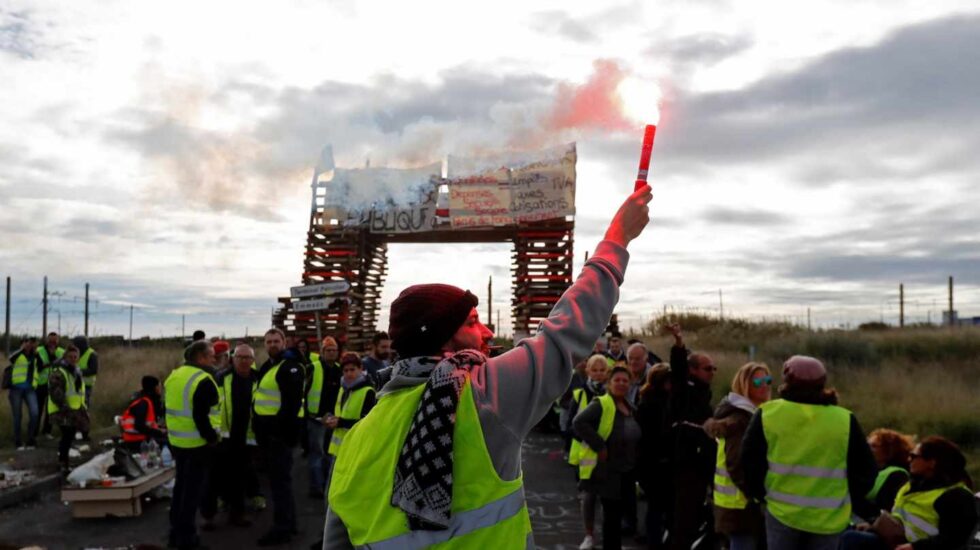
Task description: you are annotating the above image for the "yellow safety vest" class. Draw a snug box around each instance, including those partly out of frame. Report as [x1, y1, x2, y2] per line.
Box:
[714, 436, 749, 509]
[164, 365, 221, 449]
[36, 346, 64, 385]
[567, 387, 590, 467]
[327, 384, 375, 456]
[78, 348, 96, 387]
[47, 365, 86, 414]
[307, 359, 328, 416]
[329, 378, 533, 549]
[761, 399, 852, 534]
[10, 353, 36, 388]
[867, 465, 907, 501]
[220, 371, 257, 446]
[253, 361, 304, 418]
[891, 482, 971, 543]
[578, 393, 616, 480]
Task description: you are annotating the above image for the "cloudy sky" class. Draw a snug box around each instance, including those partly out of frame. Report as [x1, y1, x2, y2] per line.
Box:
[2, 0, 979, 340]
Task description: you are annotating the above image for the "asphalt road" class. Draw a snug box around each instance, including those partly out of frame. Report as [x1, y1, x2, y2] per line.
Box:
[0, 430, 642, 549]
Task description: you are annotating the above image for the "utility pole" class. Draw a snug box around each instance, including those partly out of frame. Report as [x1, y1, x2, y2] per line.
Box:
[807, 307, 812, 331]
[899, 283, 905, 328]
[84, 283, 90, 337]
[4, 277, 10, 357]
[718, 289, 724, 321]
[181, 314, 186, 339]
[487, 276, 493, 331]
[129, 304, 134, 345]
[42, 276, 48, 336]
[948, 276, 954, 327]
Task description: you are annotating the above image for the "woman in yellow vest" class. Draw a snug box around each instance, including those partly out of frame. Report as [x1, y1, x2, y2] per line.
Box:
[703, 362, 772, 550]
[565, 354, 609, 550]
[853, 428, 913, 523]
[46, 345, 89, 470]
[324, 352, 377, 474]
[740, 355, 878, 550]
[572, 366, 641, 550]
[840, 435, 977, 550]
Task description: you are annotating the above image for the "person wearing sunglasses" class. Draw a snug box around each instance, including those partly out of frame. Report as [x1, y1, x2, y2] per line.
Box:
[740, 356, 877, 550]
[839, 435, 977, 550]
[665, 323, 718, 550]
[703, 362, 772, 550]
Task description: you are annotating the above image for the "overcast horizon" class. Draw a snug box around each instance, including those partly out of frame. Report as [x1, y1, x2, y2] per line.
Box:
[3, 1, 980, 341]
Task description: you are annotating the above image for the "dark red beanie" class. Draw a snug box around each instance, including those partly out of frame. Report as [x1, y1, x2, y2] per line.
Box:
[388, 284, 478, 358]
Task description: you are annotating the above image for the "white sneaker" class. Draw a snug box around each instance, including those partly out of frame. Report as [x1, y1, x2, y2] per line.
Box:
[16, 446, 26, 451]
[579, 535, 594, 549]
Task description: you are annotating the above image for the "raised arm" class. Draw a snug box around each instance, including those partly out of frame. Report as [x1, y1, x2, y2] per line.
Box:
[474, 185, 652, 440]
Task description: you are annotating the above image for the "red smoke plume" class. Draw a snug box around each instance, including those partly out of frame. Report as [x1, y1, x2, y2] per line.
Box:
[547, 59, 633, 132]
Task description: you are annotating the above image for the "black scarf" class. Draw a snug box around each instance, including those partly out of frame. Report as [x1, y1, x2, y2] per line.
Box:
[390, 350, 486, 530]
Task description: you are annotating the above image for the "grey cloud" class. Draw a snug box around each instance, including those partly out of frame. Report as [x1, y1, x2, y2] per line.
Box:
[0, 10, 36, 59]
[650, 33, 754, 66]
[529, 11, 597, 43]
[702, 206, 788, 226]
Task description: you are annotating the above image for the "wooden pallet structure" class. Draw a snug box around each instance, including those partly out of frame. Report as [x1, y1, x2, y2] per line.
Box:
[274, 146, 577, 351]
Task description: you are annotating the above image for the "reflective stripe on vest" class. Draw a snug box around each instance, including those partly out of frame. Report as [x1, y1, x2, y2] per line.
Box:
[578, 393, 616, 480]
[221, 372, 257, 446]
[761, 399, 852, 534]
[567, 388, 590, 467]
[11, 354, 36, 388]
[164, 366, 221, 448]
[867, 465, 907, 501]
[78, 348, 96, 387]
[254, 361, 284, 415]
[891, 482, 969, 542]
[307, 359, 325, 415]
[329, 377, 533, 549]
[327, 385, 374, 456]
[48, 366, 85, 414]
[120, 396, 159, 442]
[714, 436, 749, 509]
[36, 346, 64, 385]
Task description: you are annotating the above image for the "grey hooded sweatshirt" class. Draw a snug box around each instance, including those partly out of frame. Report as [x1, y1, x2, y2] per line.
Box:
[323, 240, 629, 549]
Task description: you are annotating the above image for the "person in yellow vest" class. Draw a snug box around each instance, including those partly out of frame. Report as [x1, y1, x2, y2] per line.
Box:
[201, 343, 259, 529]
[165, 340, 221, 550]
[36, 331, 64, 438]
[636, 363, 672, 550]
[572, 366, 641, 550]
[324, 352, 376, 486]
[71, 335, 98, 442]
[253, 327, 306, 546]
[853, 428, 914, 523]
[307, 336, 342, 498]
[703, 362, 772, 550]
[322, 184, 652, 550]
[6, 337, 41, 450]
[564, 354, 608, 550]
[46, 345, 89, 470]
[740, 355, 877, 550]
[840, 435, 977, 550]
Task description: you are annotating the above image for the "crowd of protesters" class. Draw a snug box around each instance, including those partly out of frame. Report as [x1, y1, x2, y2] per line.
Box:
[560, 326, 979, 550]
[4, 183, 978, 550]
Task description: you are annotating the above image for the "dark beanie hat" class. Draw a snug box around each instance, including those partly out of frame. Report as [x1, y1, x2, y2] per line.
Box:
[388, 284, 478, 358]
[142, 376, 160, 393]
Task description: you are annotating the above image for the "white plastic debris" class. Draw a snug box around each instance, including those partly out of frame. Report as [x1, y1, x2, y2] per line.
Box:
[66, 451, 114, 487]
[69, 448, 81, 458]
[78, 444, 91, 453]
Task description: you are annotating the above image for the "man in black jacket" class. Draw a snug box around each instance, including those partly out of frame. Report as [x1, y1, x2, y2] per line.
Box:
[253, 328, 305, 546]
[666, 323, 717, 550]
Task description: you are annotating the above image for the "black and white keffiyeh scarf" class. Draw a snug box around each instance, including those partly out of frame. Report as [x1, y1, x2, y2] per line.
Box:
[390, 350, 487, 531]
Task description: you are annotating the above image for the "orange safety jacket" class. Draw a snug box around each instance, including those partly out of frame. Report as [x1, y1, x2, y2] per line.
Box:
[120, 396, 160, 443]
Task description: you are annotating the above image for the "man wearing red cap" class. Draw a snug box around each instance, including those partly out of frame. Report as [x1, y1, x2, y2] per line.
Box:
[322, 185, 652, 549]
[741, 355, 876, 550]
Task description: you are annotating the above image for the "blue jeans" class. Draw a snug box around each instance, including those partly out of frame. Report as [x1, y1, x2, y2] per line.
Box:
[838, 530, 888, 550]
[8, 386, 39, 446]
[729, 534, 758, 550]
[307, 419, 327, 492]
[765, 510, 840, 550]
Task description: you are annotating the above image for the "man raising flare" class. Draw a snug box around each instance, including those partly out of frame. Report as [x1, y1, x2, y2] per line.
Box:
[322, 184, 652, 549]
